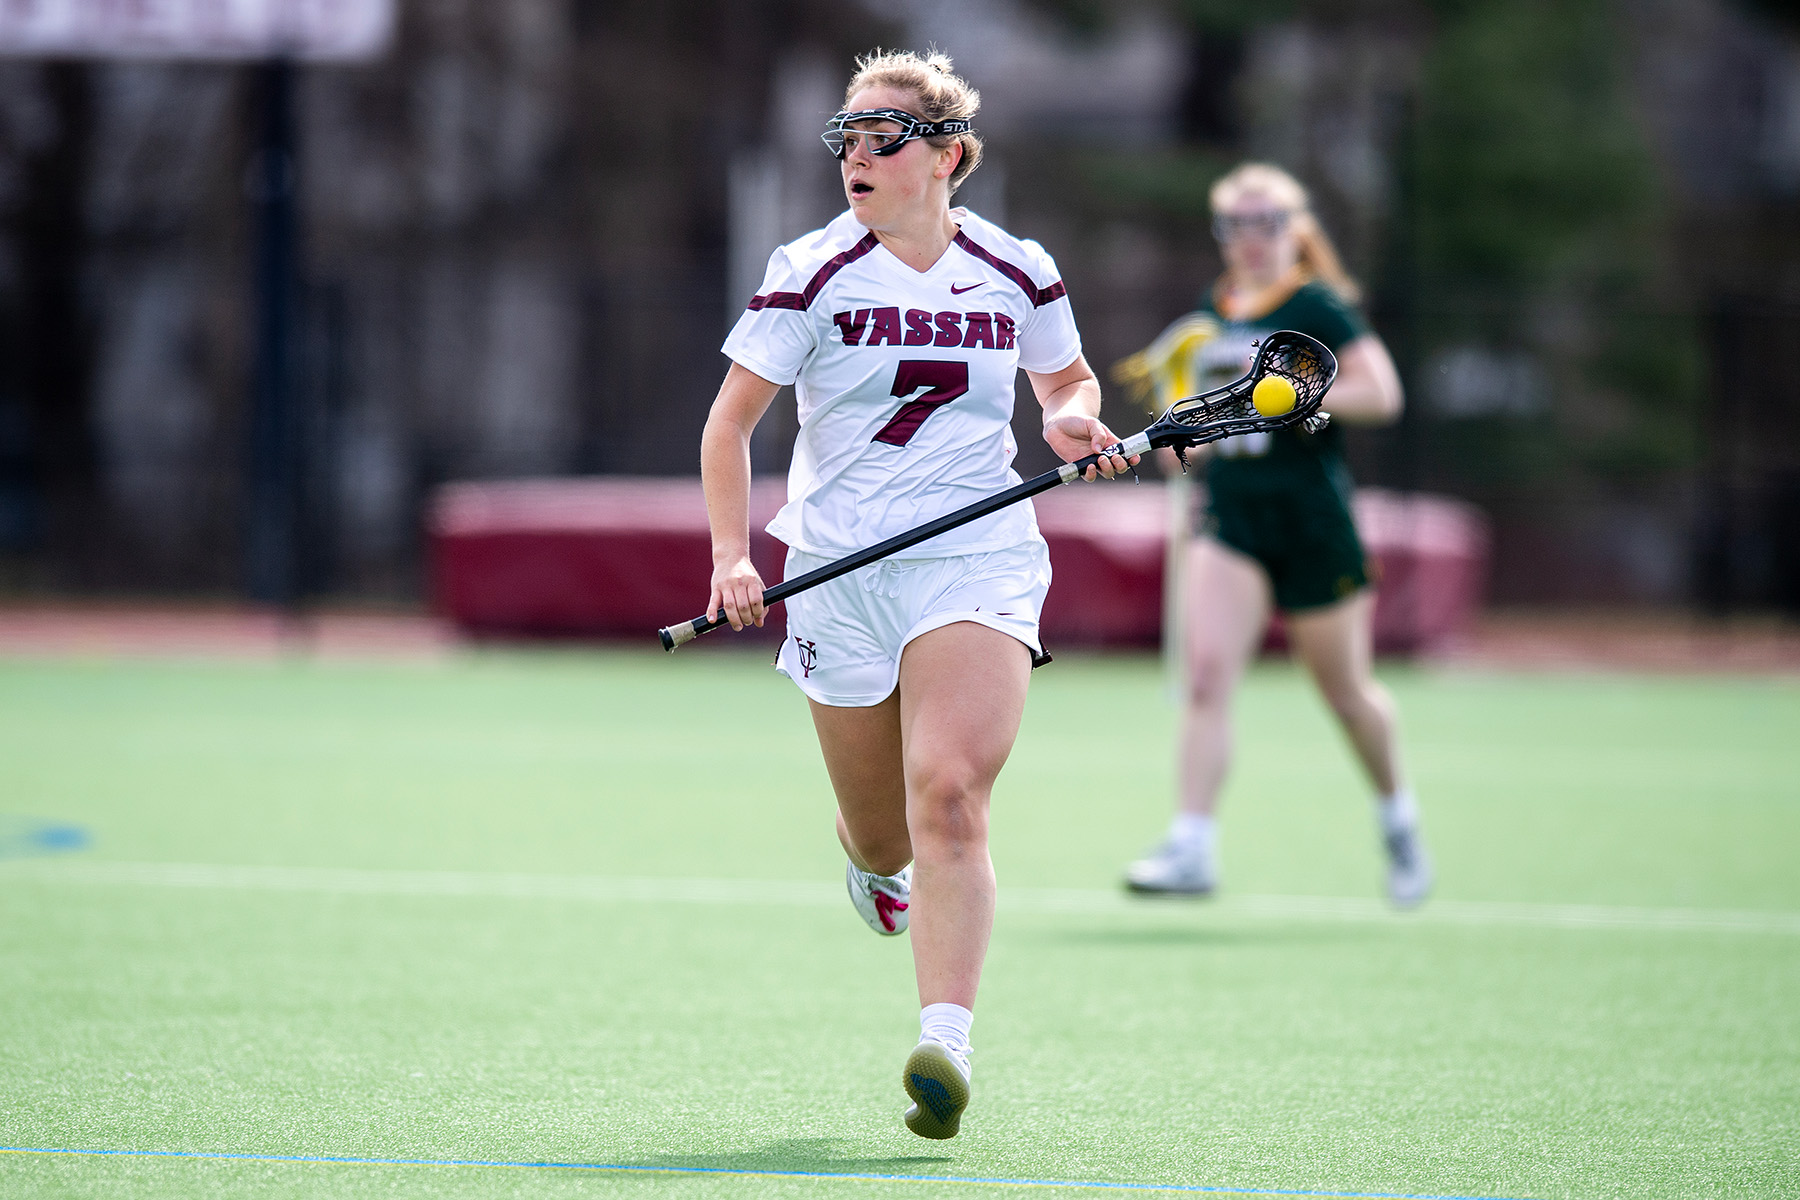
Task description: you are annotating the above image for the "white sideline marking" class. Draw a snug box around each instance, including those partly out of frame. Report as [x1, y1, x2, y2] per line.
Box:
[5, 860, 1799, 936]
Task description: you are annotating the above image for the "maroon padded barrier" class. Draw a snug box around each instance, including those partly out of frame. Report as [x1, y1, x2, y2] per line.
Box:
[1351, 488, 1491, 654]
[429, 478, 1487, 652]
[1030, 487, 1167, 645]
[430, 478, 790, 643]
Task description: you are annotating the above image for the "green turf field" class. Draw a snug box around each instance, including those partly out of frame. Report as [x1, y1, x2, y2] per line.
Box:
[1, 647, 1796, 1199]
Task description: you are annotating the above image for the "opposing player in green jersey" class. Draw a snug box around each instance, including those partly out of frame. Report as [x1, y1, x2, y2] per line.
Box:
[1123, 162, 1432, 907]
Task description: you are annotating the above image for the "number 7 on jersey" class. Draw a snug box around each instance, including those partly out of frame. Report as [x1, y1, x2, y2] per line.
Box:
[872, 360, 969, 447]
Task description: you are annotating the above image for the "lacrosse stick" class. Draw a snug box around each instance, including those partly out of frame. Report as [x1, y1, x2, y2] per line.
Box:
[660, 329, 1337, 651]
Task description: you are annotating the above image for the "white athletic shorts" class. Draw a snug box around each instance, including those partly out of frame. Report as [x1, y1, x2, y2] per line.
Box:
[774, 539, 1052, 707]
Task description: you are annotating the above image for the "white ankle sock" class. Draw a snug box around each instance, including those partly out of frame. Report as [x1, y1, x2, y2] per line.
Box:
[1377, 788, 1418, 834]
[1169, 812, 1216, 853]
[920, 1002, 974, 1059]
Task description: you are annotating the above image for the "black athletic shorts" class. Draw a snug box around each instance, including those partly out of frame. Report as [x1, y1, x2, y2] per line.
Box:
[1203, 467, 1370, 612]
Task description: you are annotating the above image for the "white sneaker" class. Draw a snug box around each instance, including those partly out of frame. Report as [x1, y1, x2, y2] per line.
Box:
[1383, 823, 1433, 909]
[1124, 839, 1216, 896]
[902, 1039, 971, 1139]
[845, 860, 911, 935]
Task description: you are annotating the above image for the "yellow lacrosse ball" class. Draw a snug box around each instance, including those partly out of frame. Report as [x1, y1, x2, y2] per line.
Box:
[1252, 375, 1297, 417]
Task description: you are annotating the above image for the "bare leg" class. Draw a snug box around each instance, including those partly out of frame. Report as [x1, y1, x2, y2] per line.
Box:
[1178, 539, 1273, 817]
[808, 622, 1031, 1010]
[897, 622, 1031, 1009]
[1286, 590, 1403, 797]
[1288, 590, 1431, 906]
[809, 692, 911, 876]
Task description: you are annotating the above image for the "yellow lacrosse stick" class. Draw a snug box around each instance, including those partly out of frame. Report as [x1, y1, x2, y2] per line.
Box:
[1112, 313, 1220, 702]
[1112, 313, 1221, 413]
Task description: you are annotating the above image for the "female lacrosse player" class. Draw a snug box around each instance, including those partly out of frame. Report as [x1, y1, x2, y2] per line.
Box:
[701, 50, 1131, 1138]
[1122, 162, 1432, 906]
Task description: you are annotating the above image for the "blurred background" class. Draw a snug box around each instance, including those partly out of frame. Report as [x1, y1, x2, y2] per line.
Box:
[0, 0, 1796, 625]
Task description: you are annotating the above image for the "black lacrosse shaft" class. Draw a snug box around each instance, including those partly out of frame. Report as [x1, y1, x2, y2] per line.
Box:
[658, 448, 1114, 650]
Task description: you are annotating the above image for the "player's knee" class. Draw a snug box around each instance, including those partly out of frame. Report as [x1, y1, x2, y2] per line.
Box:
[1320, 678, 1387, 727]
[907, 768, 990, 857]
[912, 802, 988, 860]
[1185, 650, 1235, 708]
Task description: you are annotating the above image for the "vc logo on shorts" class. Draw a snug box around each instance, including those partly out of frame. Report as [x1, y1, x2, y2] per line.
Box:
[793, 636, 818, 678]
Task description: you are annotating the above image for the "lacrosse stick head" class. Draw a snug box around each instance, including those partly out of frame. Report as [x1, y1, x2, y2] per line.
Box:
[1113, 329, 1336, 467]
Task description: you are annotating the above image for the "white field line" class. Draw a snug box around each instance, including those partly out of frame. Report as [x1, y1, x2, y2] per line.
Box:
[5, 859, 1800, 936]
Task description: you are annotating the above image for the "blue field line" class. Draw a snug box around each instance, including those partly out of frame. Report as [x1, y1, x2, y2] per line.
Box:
[0, 1145, 1532, 1199]
[0, 818, 89, 861]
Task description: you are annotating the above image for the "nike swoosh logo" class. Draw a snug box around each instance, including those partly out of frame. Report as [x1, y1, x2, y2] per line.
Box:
[949, 282, 983, 294]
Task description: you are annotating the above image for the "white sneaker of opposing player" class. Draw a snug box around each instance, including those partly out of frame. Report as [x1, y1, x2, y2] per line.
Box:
[902, 1039, 972, 1140]
[845, 860, 911, 935]
[1382, 823, 1433, 909]
[1123, 838, 1217, 896]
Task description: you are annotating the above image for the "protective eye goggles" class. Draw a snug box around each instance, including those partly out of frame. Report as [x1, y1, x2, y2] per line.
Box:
[821, 108, 972, 159]
[1211, 211, 1294, 242]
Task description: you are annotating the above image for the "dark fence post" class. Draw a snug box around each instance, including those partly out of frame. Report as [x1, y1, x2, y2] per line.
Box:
[245, 58, 302, 607]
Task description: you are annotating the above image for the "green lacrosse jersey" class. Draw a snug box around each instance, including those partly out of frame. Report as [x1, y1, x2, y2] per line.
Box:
[1187, 277, 1375, 609]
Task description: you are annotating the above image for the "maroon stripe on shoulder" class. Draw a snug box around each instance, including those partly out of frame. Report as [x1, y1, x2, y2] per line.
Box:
[748, 232, 880, 315]
[954, 231, 1067, 308]
[803, 232, 880, 307]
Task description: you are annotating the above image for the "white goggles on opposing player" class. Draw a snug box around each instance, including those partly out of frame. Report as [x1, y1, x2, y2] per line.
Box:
[1212, 211, 1294, 243]
[821, 108, 972, 159]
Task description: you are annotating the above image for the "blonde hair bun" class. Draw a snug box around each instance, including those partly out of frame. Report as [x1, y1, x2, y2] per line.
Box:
[845, 49, 984, 193]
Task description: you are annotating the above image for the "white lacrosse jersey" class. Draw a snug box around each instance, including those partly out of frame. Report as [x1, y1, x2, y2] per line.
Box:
[723, 207, 1083, 558]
